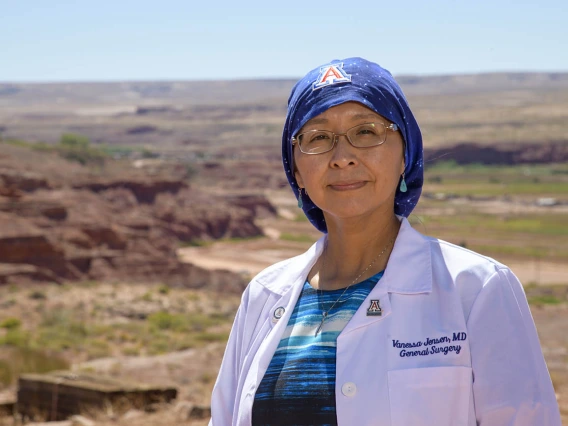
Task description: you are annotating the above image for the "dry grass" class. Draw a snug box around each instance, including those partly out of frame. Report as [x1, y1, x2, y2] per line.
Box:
[0, 281, 241, 424]
[0, 282, 240, 384]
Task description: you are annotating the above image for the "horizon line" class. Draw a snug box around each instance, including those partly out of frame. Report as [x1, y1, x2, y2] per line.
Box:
[2, 69, 568, 85]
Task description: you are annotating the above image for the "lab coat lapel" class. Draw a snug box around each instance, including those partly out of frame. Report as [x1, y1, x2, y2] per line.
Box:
[342, 218, 432, 335]
[238, 237, 326, 421]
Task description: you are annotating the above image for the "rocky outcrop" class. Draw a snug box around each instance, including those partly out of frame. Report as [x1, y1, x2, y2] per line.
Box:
[153, 190, 266, 241]
[0, 213, 78, 281]
[0, 168, 50, 192]
[195, 160, 289, 190]
[0, 263, 59, 285]
[0, 148, 275, 291]
[225, 194, 279, 218]
[73, 179, 187, 203]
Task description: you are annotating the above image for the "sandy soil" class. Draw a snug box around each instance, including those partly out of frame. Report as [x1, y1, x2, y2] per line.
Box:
[179, 238, 568, 286]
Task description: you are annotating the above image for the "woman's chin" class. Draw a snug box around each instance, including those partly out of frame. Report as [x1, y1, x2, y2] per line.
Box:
[322, 204, 392, 224]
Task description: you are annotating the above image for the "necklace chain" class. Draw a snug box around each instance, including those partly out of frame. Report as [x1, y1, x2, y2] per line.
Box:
[314, 236, 395, 336]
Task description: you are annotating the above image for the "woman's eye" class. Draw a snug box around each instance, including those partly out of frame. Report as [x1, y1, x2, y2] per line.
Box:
[357, 128, 378, 136]
[309, 133, 330, 142]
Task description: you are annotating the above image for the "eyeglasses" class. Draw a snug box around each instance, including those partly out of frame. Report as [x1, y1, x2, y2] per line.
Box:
[291, 122, 399, 155]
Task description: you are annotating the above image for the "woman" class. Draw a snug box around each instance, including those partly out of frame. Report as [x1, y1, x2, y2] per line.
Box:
[209, 57, 561, 425]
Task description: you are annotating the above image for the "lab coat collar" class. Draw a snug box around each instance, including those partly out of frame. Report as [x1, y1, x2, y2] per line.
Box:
[383, 216, 432, 295]
[254, 236, 325, 295]
[254, 217, 432, 296]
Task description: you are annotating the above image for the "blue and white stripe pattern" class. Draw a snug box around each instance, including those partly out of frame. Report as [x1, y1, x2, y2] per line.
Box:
[252, 271, 383, 425]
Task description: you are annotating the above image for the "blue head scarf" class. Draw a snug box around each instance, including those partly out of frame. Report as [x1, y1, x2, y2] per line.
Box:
[282, 57, 423, 233]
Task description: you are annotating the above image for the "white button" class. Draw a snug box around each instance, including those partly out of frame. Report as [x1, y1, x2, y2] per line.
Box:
[341, 382, 357, 397]
[246, 385, 256, 398]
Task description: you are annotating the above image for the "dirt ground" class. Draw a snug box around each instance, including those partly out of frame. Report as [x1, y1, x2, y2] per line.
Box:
[178, 189, 568, 286]
[0, 273, 566, 424]
[2, 190, 567, 424]
[179, 238, 568, 286]
[1, 285, 565, 425]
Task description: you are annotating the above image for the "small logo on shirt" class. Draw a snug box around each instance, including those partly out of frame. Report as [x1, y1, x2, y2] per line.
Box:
[272, 306, 286, 323]
[366, 299, 382, 316]
[312, 63, 352, 91]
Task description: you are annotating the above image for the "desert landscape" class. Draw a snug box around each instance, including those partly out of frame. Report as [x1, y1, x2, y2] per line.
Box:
[0, 73, 567, 424]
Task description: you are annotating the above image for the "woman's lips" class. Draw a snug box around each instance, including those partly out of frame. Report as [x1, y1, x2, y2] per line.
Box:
[328, 181, 367, 191]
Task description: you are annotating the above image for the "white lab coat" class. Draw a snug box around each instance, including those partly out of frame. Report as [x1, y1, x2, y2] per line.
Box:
[209, 218, 561, 425]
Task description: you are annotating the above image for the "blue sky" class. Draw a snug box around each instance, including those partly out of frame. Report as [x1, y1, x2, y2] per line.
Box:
[2, 0, 567, 82]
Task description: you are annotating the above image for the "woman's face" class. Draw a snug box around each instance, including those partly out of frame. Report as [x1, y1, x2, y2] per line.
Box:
[293, 102, 405, 224]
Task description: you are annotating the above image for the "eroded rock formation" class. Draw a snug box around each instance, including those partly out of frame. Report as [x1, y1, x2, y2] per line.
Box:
[0, 146, 274, 292]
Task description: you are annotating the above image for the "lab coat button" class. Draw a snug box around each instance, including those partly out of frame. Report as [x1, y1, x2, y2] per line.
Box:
[341, 382, 357, 397]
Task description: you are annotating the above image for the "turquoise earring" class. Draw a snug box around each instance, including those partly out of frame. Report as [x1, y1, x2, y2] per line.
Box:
[399, 174, 408, 193]
[298, 188, 304, 208]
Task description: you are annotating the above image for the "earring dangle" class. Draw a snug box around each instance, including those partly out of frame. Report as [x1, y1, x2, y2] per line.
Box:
[399, 174, 408, 193]
[298, 188, 304, 209]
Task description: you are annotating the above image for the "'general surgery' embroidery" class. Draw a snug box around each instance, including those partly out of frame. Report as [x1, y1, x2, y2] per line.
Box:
[393, 332, 467, 358]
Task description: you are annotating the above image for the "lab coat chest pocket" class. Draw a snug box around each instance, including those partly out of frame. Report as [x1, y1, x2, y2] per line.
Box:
[387, 366, 472, 426]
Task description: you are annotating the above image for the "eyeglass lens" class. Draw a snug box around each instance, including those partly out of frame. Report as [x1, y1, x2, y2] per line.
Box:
[298, 123, 387, 154]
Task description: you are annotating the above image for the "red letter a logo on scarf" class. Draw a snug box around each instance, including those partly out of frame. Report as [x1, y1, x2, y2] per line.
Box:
[312, 62, 352, 91]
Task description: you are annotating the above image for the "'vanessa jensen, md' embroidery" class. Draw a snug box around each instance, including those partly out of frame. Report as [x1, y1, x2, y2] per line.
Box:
[392, 332, 467, 358]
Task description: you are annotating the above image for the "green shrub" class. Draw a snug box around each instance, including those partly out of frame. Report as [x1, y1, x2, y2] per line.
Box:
[528, 295, 562, 306]
[60, 133, 90, 149]
[98, 145, 135, 158]
[28, 290, 47, 300]
[122, 345, 141, 356]
[141, 148, 158, 159]
[158, 284, 170, 295]
[140, 291, 153, 302]
[57, 146, 107, 166]
[31, 141, 55, 152]
[36, 310, 90, 351]
[1, 138, 31, 148]
[147, 312, 186, 331]
[0, 317, 21, 330]
[148, 336, 171, 355]
[55, 133, 108, 166]
[194, 332, 230, 343]
[0, 328, 30, 347]
[86, 339, 111, 360]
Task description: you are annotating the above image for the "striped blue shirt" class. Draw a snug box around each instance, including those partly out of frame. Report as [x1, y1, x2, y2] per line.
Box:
[252, 271, 383, 425]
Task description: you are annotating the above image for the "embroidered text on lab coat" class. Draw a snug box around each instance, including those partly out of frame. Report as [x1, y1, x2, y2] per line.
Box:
[393, 332, 467, 357]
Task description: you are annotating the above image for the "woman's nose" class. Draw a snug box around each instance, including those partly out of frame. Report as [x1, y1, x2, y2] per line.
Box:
[330, 134, 358, 168]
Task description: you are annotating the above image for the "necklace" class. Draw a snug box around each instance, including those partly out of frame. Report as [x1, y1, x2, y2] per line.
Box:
[314, 236, 395, 336]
